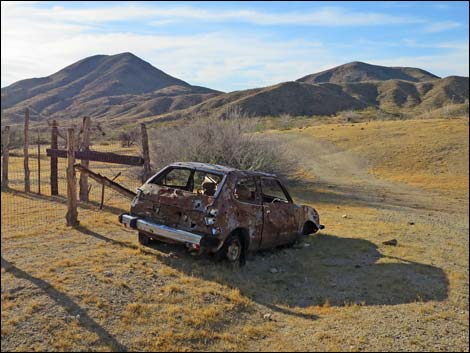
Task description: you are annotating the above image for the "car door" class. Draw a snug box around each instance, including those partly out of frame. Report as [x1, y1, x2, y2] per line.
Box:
[232, 177, 264, 251]
[260, 177, 297, 248]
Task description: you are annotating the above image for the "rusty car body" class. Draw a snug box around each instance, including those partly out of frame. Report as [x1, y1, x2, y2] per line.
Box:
[119, 162, 324, 264]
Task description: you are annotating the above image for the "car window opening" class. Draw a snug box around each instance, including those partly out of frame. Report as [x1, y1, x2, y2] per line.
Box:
[261, 177, 290, 203]
[151, 167, 223, 196]
[234, 178, 258, 203]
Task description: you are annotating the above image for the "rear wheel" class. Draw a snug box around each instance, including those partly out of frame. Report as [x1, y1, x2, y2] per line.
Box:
[224, 234, 243, 263]
[138, 232, 150, 245]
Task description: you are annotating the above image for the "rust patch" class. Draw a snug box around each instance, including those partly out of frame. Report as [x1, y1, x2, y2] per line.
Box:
[127, 162, 323, 258]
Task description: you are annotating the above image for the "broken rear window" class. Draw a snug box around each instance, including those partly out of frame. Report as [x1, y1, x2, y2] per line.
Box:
[192, 170, 223, 196]
[150, 167, 223, 196]
[152, 168, 192, 189]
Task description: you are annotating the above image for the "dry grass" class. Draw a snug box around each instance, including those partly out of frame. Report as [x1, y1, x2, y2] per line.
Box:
[1, 118, 469, 351]
[297, 118, 469, 196]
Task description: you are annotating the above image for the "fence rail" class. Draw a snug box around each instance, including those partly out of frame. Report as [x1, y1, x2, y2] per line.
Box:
[2, 110, 151, 229]
[46, 149, 145, 166]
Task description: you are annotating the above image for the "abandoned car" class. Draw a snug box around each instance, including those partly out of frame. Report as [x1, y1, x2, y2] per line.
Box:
[119, 162, 324, 264]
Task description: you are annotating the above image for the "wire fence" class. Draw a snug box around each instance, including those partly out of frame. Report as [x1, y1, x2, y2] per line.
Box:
[1, 116, 147, 235]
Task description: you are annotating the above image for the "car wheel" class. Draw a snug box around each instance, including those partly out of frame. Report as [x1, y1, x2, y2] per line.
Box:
[224, 234, 242, 263]
[138, 232, 150, 245]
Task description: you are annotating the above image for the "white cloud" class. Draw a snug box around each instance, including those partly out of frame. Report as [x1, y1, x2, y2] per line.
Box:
[1, 15, 328, 91]
[371, 47, 469, 78]
[0, 1, 39, 7]
[1, 2, 424, 26]
[402, 39, 469, 50]
[424, 21, 462, 33]
[1, 2, 334, 91]
[1, 1, 468, 92]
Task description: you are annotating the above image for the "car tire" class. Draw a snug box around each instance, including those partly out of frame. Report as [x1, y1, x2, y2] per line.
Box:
[138, 232, 150, 245]
[224, 234, 243, 264]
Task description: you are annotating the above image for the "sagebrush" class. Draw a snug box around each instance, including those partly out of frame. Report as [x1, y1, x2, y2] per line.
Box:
[149, 113, 295, 177]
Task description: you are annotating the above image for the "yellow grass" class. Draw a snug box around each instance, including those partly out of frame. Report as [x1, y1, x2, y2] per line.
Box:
[302, 118, 469, 196]
[1, 119, 469, 351]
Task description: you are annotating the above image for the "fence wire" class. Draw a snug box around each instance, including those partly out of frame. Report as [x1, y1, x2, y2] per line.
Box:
[1, 122, 146, 235]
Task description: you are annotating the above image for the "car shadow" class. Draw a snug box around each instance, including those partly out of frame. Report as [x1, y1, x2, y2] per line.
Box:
[75, 225, 448, 317]
[1, 256, 128, 352]
[143, 232, 448, 309]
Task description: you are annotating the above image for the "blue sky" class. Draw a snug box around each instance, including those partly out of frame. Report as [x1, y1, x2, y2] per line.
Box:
[1, 1, 468, 91]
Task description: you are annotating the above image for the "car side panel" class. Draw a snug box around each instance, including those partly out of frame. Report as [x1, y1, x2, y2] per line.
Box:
[216, 174, 264, 252]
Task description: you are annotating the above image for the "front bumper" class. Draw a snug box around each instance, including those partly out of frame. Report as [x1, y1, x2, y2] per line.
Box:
[119, 213, 202, 245]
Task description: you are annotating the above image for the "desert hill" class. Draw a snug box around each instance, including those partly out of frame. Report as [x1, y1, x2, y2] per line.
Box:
[296, 61, 440, 84]
[1, 52, 220, 122]
[157, 75, 468, 121]
[2, 55, 468, 124]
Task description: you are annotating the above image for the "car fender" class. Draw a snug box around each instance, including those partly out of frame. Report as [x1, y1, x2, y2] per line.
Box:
[295, 205, 322, 234]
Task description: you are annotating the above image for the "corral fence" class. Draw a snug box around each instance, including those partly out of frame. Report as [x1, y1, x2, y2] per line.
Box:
[1, 108, 152, 230]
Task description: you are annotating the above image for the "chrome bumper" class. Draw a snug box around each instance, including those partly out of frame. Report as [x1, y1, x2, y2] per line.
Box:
[119, 213, 202, 245]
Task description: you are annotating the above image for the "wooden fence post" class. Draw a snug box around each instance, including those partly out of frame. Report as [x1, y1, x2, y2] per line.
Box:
[37, 129, 41, 195]
[79, 116, 91, 202]
[1, 126, 10, 190]
[24, 108, 30, 192]
[66, 128, 78, 226]
[51, 120, 58, 195]
[141, 123, 151, 181]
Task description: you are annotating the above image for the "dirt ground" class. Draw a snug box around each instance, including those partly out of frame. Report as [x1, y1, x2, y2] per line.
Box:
[1, 118, 469, 351]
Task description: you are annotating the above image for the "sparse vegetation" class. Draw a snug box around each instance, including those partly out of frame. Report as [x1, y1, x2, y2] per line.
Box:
[2, 117, 468, 351]
[118, 130, 140, 148]
[150, 111, 295, 177]
[278, 114, 294, 130]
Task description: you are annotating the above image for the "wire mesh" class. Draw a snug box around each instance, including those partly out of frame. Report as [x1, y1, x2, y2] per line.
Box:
[1, 121, 146, 235]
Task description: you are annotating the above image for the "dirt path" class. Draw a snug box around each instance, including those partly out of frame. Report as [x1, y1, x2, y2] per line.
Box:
[279, 131, 469, 222]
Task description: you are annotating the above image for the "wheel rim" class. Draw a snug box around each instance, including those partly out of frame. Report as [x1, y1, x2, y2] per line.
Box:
[227, 240, 241, 261]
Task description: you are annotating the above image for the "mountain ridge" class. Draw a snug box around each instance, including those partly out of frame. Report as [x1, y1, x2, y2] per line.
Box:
[155, 76, 469, 122]
[1, 52, 220, 121]
[296, 61, 441, 84]
[1, 54, 467, 124]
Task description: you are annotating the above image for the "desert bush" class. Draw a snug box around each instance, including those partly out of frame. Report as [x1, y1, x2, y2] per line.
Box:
[338, 110, 360, 123]
[278, 114, 294, 130]
[118, 129, 140, 147]
[149, 111, 296, 177]
[1, 127, 23, 152]
[418, 101, 469, 120]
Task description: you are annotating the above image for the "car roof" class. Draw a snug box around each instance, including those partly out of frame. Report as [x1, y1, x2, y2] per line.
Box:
[169, 162, 276, 177]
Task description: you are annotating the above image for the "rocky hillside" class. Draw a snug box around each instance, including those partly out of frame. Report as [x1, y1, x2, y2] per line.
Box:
[2, 56, 468, 124]
[157, 75, 468, 121]
[296, 61, 440, 84]
[1, 52, 220, 122]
